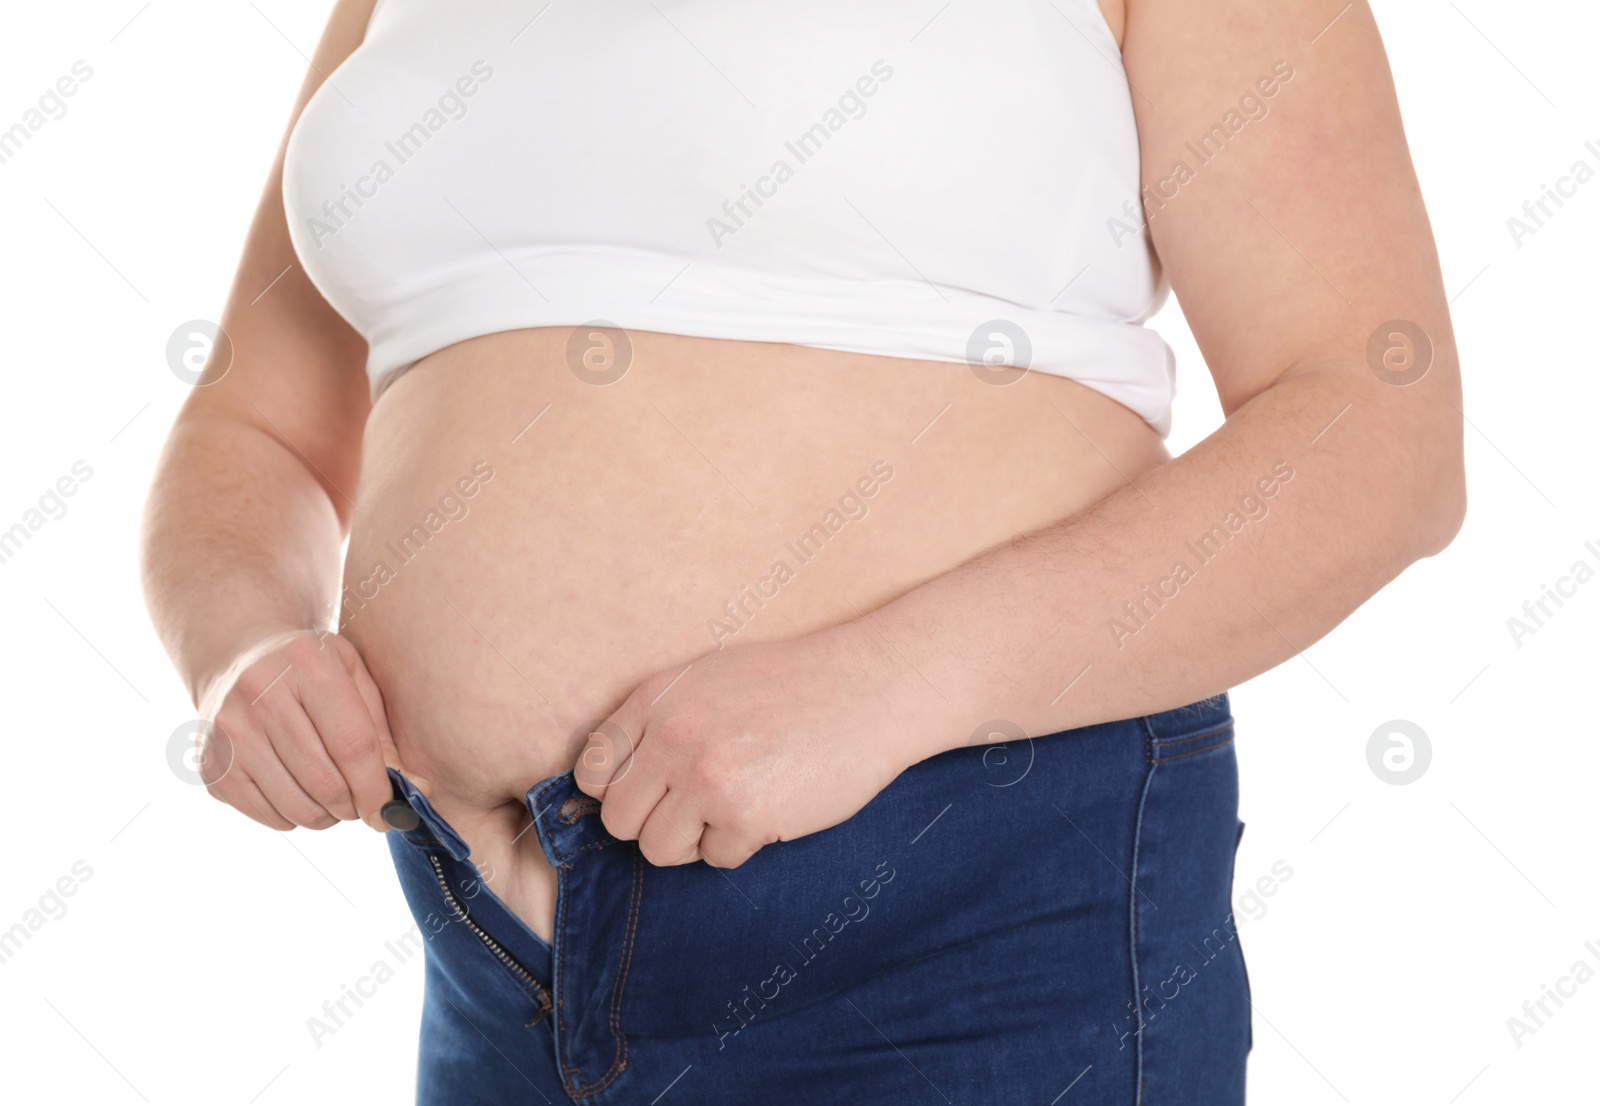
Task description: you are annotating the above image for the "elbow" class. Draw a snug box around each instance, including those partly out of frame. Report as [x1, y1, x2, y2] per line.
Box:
[1406, 425, 1467, 560]
[1412, 467, 1466, 558]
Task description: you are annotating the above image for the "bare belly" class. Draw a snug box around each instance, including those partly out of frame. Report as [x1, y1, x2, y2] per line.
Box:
[341, 327, 1168, 944]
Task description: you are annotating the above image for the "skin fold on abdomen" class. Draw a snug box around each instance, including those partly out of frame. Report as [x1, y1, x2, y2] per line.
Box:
[340, 326, 1169, 937]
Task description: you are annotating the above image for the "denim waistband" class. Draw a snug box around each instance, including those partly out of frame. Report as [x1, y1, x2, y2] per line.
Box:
[1141, 692, 1232, 740]
[385, 690, 1237, 868]
[383, 766, 614, 873]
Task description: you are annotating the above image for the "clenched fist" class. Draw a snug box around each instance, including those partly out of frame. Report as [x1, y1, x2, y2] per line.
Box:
[573, 625, 930, 869]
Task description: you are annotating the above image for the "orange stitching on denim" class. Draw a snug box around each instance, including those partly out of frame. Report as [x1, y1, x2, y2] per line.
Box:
[560, 796, 603, 824]
[565, 848, 643, 1097]
[1153, 736, 1235, 764]
[1149, 721, 1233, 748]
[1146, 725, 1234, 765]
[534, 778, 583, 863]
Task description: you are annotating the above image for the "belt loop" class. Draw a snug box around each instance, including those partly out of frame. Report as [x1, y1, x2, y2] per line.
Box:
[527, 771, 614, 867]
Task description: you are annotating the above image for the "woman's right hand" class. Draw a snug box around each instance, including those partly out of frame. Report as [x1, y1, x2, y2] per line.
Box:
[194, 627, 420, 832]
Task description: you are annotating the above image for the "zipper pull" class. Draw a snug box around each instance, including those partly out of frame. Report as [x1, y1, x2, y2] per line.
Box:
[526, 987, 553, 1027]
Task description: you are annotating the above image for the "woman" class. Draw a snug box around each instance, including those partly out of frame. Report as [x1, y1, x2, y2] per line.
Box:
[141, 0, 1464, 1102]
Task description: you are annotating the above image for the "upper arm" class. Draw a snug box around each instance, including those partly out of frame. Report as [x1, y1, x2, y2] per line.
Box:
[177, 0, 381, 523]
[1120, 0, 1461, 417]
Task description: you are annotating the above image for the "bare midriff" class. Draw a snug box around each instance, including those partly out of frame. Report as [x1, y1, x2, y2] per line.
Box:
[341, 326, 1169, 945]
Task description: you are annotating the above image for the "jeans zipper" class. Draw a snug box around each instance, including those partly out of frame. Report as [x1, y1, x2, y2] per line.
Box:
[428, 852, 553, 1026]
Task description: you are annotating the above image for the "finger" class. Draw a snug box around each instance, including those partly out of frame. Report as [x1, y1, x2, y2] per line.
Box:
[697, 825, 759, 870]
[574, 716, 638, 800]
[262, 701, 359, 821]
[301, 651, 400, 828]
[214, 770, 295, 832]
[244, 737, 340, 829]
[596, 745, 667, 842]
[341, 646, 431, 805]
[341, 638, 400, 766]
[635, 788, 704, 866]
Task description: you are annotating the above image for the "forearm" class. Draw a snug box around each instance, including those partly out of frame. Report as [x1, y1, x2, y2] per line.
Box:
[857, 360, 1465, 756]
[140, 415, 348, 710]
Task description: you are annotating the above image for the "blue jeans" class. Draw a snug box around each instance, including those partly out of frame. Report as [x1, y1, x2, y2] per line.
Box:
[385, 693, 1251, 1104]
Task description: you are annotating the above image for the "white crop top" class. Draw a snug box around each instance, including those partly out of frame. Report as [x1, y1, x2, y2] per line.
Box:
[282, 0, 1177, 435]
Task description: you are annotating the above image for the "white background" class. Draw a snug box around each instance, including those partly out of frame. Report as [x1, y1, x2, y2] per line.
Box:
[0, 1, 1595, 1103]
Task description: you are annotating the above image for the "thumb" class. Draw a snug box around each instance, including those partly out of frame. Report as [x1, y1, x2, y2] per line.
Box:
[574, 706, 640, 800]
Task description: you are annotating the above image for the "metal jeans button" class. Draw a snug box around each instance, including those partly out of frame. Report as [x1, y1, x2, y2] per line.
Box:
[381, 798, 422, 831]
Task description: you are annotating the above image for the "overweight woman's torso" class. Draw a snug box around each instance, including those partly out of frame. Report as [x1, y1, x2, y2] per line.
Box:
[341, 326, 1168, 940]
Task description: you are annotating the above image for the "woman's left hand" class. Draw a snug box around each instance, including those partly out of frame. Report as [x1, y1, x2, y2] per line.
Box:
[573, 625, 936, 869]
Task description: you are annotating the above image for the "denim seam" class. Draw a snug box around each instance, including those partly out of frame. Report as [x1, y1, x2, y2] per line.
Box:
[561, 848, 643, 1099]
[551, 841, 616, 877]
[1232, 819, 1254, 1054]
[536, 786, 615, 863]
[1147, 721, 1233, 751]
[1153, 737, 1235, 764]
[398, 827, 444, 851]
[1130, 715, 1160, 1106]
[560, 796, 603, 823]
[556, 857, 570, 1082]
